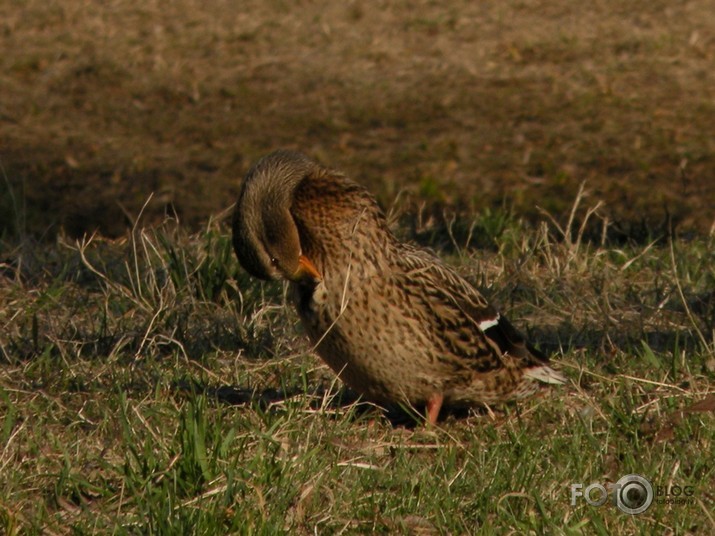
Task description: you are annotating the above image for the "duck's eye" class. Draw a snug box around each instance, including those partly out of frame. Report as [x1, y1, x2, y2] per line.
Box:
[270, 257, 279, 266]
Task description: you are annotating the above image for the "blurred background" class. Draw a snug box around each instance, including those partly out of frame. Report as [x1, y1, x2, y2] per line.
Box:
[1, 0, 713, 240]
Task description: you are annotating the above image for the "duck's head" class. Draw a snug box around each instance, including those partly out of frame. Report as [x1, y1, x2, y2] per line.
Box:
[232, 150, 322, 284]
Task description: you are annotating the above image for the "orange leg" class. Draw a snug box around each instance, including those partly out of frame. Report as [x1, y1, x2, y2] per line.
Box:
[426, 393, 444, 425]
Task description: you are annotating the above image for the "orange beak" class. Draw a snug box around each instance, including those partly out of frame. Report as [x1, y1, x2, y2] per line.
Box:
[293, 254, 322, 282]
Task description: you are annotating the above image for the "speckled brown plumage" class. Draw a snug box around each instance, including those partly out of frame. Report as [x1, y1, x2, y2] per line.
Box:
[232, 150, 565, 423]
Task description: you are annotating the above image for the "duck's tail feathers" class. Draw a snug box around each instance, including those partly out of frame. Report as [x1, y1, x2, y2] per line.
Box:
[524, 365, 567, 385]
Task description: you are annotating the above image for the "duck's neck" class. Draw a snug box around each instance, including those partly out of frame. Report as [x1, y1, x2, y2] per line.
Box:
[291, 176, 393, 281]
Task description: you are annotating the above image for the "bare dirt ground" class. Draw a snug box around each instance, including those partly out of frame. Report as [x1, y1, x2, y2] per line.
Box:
[1, 0, 714, 239]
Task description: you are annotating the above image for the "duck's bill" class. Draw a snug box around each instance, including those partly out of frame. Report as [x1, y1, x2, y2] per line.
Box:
[294, 254, 322, 282]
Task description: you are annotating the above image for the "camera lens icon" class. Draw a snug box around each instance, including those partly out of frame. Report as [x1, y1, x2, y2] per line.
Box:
[615, 474, 654, 514]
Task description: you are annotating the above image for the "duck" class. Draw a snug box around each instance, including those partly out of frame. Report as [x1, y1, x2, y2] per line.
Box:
[232, 150, 565, 424]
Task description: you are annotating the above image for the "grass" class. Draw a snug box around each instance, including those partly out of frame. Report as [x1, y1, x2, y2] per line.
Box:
[1, 1, 714, 532]
[1, 0, 714, 237]
[1, 195, 714, 534]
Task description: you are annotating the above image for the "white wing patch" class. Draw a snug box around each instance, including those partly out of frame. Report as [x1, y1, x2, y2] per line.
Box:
[478, 314, 500, 332]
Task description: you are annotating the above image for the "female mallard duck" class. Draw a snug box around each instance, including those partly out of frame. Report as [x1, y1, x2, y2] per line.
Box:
[232, 150, 565, 424]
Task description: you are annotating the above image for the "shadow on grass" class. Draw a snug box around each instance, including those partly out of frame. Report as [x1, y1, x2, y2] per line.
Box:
[173, 379, 507, 429]
[529, 322, 709, 359]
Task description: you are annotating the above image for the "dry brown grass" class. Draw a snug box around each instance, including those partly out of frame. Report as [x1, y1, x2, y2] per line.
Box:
[0, 196, 713, 532]
[1, 2, 714, 532]
[1, 0, 714, 238]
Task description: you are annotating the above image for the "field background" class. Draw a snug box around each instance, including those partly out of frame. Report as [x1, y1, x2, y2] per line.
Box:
[1, 0, 714, 534]
[1, 0, 714, 238]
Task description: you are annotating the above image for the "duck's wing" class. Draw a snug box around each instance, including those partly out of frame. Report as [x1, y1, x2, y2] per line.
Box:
[394, 245, 565, 383]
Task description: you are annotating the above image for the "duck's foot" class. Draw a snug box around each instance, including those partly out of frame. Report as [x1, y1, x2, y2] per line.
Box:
[426, 393, 444, 425]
